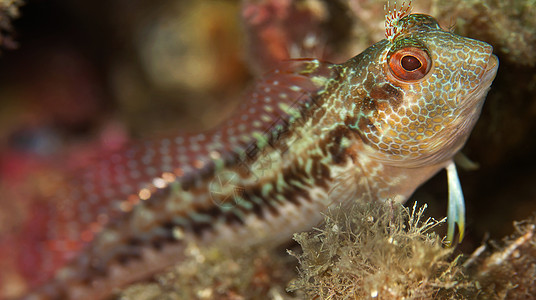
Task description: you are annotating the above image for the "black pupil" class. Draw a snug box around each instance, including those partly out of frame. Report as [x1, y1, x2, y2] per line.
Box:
[401, 55, 421, 71]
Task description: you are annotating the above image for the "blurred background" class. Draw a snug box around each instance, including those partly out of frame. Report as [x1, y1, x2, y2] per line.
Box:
[0, 0, 535, 296]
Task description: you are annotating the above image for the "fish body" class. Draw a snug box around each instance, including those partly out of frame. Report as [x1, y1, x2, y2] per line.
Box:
[4, 12, 497, 300]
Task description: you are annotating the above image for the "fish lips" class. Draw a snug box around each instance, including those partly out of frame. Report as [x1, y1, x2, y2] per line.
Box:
[481, 54, 499, 87]
[462, 53, 498, 110]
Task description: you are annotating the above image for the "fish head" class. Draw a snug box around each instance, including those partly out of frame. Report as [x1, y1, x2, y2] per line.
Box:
[346, 14, 498, 167]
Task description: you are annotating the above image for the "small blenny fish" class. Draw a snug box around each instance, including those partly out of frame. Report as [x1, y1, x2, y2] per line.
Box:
[3, 5, 498, 300]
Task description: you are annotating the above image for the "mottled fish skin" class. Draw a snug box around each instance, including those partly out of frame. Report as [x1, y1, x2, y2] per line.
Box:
[7, 13, 497, 300]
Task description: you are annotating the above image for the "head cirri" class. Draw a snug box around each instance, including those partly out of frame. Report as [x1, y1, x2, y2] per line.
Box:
[340, 13, 498, 168]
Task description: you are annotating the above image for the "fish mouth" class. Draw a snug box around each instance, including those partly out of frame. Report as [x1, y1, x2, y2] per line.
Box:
[481, 54, 499, 86]
[435, 53, 498, 167]
[464, 53, 498, 106]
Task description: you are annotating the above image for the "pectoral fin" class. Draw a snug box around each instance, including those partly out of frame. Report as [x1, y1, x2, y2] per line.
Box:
[445, 161, 465, 247]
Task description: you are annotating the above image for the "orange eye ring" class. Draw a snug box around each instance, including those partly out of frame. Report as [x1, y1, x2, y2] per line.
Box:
[388, 47, 431, 81]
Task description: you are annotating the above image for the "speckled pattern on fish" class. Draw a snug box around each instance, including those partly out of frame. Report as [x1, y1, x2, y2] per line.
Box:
[3, 8, 498, 300]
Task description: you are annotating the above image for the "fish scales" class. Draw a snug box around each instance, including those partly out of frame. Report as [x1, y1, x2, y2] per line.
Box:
[5, 9, 498, 300]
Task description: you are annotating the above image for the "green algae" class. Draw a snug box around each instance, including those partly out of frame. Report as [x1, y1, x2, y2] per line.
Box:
[288, 201, 470, 299]
[289, 200, 536, 299]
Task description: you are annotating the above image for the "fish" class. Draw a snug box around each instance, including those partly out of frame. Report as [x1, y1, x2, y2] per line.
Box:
[1, 3, 498, 299]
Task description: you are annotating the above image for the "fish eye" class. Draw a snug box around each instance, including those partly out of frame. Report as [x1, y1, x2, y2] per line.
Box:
[388, 47, 431, 81]
[401, 55, 421, 70]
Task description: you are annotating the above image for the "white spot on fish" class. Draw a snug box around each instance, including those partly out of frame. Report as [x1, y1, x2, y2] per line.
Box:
[153, 177, 167, 189]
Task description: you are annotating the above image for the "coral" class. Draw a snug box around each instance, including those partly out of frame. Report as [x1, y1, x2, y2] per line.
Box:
[0, 0, 23, 50]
